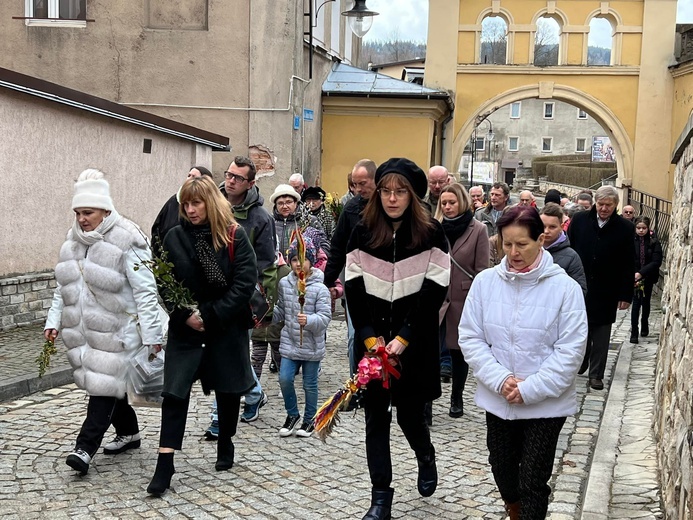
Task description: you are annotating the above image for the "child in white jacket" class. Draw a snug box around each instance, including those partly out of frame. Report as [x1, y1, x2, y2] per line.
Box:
[273, 236, 332, 438]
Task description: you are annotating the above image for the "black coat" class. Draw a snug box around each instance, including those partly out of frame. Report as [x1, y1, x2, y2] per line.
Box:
[324, 195, 368, 288]
[151, 194, 181, 250]
[345, 216, 449, 404]
[634, 233, 662, 285]
[161, 223, 257, 399]
[568, 208, 635, 325]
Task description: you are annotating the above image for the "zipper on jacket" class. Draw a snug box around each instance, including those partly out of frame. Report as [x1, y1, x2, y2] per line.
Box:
[390, 230, 396, 337]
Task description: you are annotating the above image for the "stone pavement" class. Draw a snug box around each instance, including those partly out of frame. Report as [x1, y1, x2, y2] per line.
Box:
[0, 308, 663, 519]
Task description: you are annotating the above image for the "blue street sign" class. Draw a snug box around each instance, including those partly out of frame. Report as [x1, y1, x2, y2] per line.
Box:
[294, 115, 301, 130]
[303, 109, 314, 122]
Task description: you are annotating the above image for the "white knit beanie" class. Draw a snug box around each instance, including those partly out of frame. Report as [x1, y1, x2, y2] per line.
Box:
[270, 183, 300, 205]
[71, 169, 115, 211]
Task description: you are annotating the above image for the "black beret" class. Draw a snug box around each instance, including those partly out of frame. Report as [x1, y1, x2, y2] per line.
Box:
[375, 158, 428, 199]
[302, 186, 326, 202]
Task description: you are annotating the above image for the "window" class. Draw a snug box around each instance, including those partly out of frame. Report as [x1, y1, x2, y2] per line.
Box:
[534, 16, 560, 66]
[577, 109, 588, 120]
[475, 137, 486, 152]
[25, 0, 86, 26]
[510, 102, 521, 119]
[508, 137, 519, 151]
[542, 137, 553, 152]
[587, 17, 613, 66]
[576, 138, 587, 152]
[480, 15, 508, 64]
[543, 102, 554, 119]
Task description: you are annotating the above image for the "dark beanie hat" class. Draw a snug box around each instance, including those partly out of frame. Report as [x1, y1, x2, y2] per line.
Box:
[375, 158, 428, 199]
[302, 186, 326, 202]
[545, 189, 561, 205]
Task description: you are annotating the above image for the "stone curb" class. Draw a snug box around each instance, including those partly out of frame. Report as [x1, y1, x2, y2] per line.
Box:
[0, 365, 73, 402]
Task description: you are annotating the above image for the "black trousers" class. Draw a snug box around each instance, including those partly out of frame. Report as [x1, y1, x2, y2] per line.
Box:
[585, 323, 612, 380]
[160, 391, 241, 450]
[75, 395, 139, 457]
[631, 282, 653, 333]
[364, 383, 433, 489]
[450, 349, 469, 400]
[486, 412, 566, 519]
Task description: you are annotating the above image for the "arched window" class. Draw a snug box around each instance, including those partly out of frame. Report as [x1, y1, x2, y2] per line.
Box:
[587, 17, 614, 65]
[534, 16, 560, 66]
[480, 16, 508, 64]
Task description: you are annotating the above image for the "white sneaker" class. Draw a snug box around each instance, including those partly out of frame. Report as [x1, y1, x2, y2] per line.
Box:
[103, 433, 141, 454]
[66, 449, 91, 474]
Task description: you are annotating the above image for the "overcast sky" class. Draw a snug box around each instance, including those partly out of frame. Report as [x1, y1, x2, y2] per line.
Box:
[363, 0, 693, 44]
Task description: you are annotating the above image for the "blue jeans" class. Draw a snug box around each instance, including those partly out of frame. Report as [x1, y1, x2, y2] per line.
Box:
[347, 307, 357, 374]
[278, 358, 320, 420]
[440, 321, 451, 371]
[211, 329, 263, 422]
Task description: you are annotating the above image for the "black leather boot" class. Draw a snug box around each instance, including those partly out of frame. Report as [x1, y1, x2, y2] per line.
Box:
[362, 487, 393, 520]
[630, 325, 639, 344]
[147, 452, 175, 496]
[641, 321, 649, 337]
[449, 393, 464, 418]
[215, 438, 234, 471]
[417, 445, 438, 497]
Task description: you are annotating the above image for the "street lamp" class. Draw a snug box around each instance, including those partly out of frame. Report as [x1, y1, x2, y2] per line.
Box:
[306, 0, 380, 78]
[342, 0, 379, 39]
[469, 116, 495, 188]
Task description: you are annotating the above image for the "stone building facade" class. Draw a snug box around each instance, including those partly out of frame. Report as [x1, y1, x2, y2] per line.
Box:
[655, 119, 693, 519]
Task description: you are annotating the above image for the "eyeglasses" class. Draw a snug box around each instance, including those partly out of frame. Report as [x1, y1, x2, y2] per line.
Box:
[224, 172, 248, 183]
[379, 188, 409, 199]
[429, 180, 447, 187]
[276, 201, 296, 208]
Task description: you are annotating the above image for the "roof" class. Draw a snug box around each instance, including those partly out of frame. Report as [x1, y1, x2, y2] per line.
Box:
[0, 67, 230, 151]
[322, 63, 453, 109]
[369, 58, 426, 70]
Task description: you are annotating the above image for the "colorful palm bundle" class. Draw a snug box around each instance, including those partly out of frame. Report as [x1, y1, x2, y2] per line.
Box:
[313, 337, 401, 442]
[290, 227, 307, 344]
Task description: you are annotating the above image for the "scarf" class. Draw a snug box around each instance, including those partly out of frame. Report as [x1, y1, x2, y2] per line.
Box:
[442, 210, 473, 245]
[189, 225, 228, 289]
[508, 249, 543, 274]
[71, 209, 121, 246]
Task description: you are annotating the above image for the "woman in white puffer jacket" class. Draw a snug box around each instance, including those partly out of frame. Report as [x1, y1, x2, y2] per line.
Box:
[458, 205, 587, 520]
[44, 169, 163, 476]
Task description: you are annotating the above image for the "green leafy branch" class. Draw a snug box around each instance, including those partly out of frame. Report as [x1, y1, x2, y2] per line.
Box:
[36, 338, 58, 378]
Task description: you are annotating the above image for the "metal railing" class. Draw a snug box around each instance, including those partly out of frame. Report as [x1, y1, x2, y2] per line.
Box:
[627, 188, 672, 258]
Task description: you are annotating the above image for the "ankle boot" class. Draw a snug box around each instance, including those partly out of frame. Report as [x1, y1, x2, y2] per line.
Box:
[416, 445, 438, 497]
[362, 487, 393, 520]
[449, 392, 464, 418]
[504, 501, 520, 520]
[630, 325, 639, 344]
[147, 452, 175, 496]
[215, 438, 234, 471]
[641, 321, 649, 337]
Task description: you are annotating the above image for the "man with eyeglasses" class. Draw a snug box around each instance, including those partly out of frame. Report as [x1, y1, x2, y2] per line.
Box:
[622, 205, 635, 221]
[425, 166, 451, 210]
[204, 156, 277, 438]
[325, 159, 377, 383]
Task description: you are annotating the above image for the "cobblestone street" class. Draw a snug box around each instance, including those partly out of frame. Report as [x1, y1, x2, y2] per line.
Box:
[0, 311, 661, 519]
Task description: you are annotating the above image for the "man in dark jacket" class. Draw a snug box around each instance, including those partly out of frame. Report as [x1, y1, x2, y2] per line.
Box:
[324, 158, 377, 374]
[151, 166, 213, 249]
[568, 186, 635, 391]
[540, 203, 587, 295]
[205, 156, 277, 437]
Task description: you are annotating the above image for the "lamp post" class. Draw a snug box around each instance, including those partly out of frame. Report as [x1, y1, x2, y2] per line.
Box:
[306, 0, 379, 78]
[469, 116, 495, 188]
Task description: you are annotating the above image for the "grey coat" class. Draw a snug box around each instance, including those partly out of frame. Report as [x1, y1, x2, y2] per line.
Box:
[273, 269, 331, 361]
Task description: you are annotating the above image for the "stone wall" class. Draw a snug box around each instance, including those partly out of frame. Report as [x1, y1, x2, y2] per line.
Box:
[655, 135, 693, 519]
[0, 272, 55, 330]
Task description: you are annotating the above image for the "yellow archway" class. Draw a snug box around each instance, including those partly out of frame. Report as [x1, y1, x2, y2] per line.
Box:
[451, 83, 633, 183]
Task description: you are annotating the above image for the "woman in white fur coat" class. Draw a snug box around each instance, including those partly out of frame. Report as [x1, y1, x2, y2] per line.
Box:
[44, 169, 163, 476]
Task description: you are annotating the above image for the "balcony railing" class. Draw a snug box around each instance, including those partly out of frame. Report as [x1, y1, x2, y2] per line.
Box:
[627, 188, 672, 258]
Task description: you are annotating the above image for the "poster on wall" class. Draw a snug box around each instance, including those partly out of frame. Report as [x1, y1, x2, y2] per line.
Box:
[459, 157, 496, 185]
[592, 136, 615, 162]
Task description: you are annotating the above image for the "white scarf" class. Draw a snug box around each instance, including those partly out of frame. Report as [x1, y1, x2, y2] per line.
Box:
[72, 209, 121, 246]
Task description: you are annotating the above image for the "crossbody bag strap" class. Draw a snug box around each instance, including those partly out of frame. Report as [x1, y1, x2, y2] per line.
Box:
[444, 236, 475, 280]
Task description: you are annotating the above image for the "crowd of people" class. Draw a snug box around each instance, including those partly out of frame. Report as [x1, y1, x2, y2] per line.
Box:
[45, 158, 661, 519]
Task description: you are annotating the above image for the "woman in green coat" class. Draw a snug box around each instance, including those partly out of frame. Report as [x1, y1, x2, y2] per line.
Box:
[147, 176, 257, 495]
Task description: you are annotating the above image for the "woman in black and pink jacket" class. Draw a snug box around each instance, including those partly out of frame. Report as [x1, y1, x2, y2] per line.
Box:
[345, 158, 450, 520]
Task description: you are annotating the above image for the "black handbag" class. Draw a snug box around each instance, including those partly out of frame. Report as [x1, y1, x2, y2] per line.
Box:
[228, 226, 271, 328]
